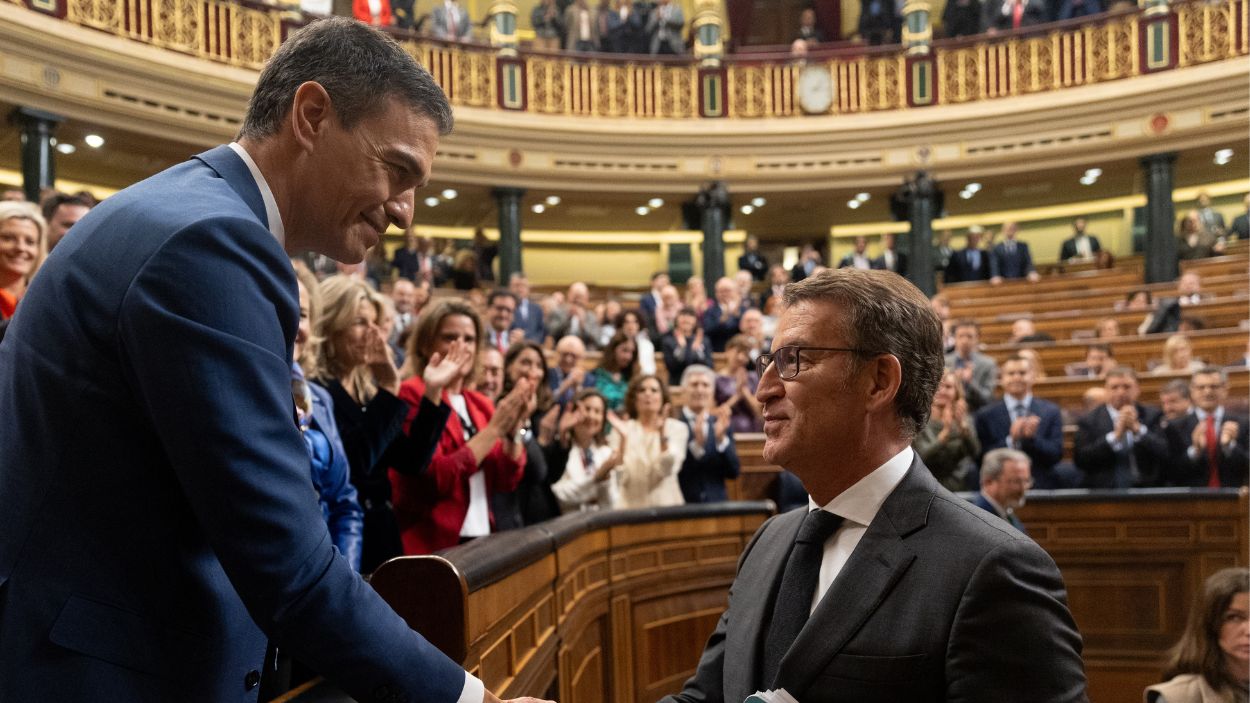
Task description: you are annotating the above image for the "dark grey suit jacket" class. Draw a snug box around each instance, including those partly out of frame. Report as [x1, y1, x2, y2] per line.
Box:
[660, 457, 1087, 703]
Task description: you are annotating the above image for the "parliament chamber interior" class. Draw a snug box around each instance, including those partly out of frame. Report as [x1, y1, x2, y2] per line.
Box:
[0, 0, 1247, 700]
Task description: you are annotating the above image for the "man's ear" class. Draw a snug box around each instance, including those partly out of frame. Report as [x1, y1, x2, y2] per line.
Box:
[289, 81, 335, 153]
[864, 354, 902, 415]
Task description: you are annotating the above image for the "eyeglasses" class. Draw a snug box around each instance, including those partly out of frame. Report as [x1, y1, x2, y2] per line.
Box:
[757, 345, 879, 380]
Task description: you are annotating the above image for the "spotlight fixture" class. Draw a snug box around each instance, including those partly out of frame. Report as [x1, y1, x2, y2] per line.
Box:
[546, 195, 561, 206]
[55, 143, 77, 155]
[635, 206, 649, 215]
[855, 192, 870, 202]
[532, 204, 546, 214]
[847, 200, 862, 209]
[958, 191, 973, 200]
[1214, 149, 1234, 165]
[751, 197, 766, 207]
[1079, 175, 1097, 186]
[964, 183, 981, 194]
[648, 198, 664, 208]
[424, 196, 440, 207]
[83, 134, 105, 148]
[1083, 168, 1102, 178]
[441, 189, 458, 200]
[740, 205, 754, 215]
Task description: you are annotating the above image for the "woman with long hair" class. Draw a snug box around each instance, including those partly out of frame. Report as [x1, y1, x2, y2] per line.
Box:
[0, 201, 46, 321]
[715, 334, 763, 433]
[913, 369, 981, 491]
[492, 341, 561, 527]
[1153, 334, 1205, 376]
[1146, 567, 1249, 702]
[588, 330, 638, 412]
[616, 308, 657, 375]
[312, 275, 467, 572]
[390, 300, 533, 554]
[606, 374, 688, 508]
[548, 389, 622, 513]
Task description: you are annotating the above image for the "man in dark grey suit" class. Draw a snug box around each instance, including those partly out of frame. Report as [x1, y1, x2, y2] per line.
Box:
[661, 268, 1086, 703]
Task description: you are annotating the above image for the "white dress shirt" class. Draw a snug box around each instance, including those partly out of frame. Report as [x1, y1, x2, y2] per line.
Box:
[807, 446, 913, 614]
[227, 143, 285, 245]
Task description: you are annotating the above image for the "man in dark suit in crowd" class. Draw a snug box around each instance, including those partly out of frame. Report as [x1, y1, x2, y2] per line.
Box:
[662, 268, 1086, 703]
[639, 270, 669, 322]
[1164, 367, 1249, 487]
[944, 225, 992, 283]
[676, 365, 740, 503]
[837, 235, 875, 270]
[1074, 368, 1166, 488]
[872, 232, 908, 276]
[944, 319, 998, 411]
[976, 355, 1078, 489]
[508, 272, 545, 344]
[737, 234, 769, 281]
[971, 448, 1032, 533]
[989, 221, 1039, 283]
[1230, 193, 1249, 239]
[0, 18, 549, 703]
[1059, 216, 1101, 262]
[790, 242, 823, 281]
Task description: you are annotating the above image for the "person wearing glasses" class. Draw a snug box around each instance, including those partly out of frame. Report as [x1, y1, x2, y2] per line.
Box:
[661, 268, 1086, 703]
[971, 448, 1033, 534]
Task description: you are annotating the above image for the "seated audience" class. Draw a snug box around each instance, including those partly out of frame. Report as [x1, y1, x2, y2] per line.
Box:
[484, 289, 521, 353]
[314, 276, 459, 572]
[1098, 316, 1123, 339]
[662, 306, 713, 382]
[491, 342, 559, 528]
[1143, 272, 1210, 335]
[549, 389, 621, 512]
[930, 292, 955, 351]
[589, 330, 639, 412]
[733, 270, 758, 310]
[676, 365, 740, 504]
[1153, 334, 1205, 376]
[1066, 344, 1115, 378]
[975, 354, 1075, 489]
[389, 279, 418, 347]
[564, 0, 600, 51]
[390, 300, 531, 554]
[650, 283, 683, 339]
[509, 272, 545, 343]
[646, 0, 684, 54]
[594, 299, 622, 348]
[1010, 317, 1054, 344]
[838, 235, 874, 270]
[607, 375, 688, 508]
[945, 319, 998, 410]
[760, 264, 789, 311]
[616, 309, 657, 375]
[1018, 347, 1049, 380]
[914, 370, 981, 491]
[944, 226, 992, 283]
[390, 230, 431, 284]
[639, 270, 669, 322]
[1158, 379, 1193, 425]
[685, 275, 712, 317]
[1146, 567, 1249, 703]
[716, 334, 764, 433]
[737, 308, 771, 359]
[549, 335, 589, 407]
[1177, 208, 1227, 260]
[0, 202, 46, 321]
[1163, 367, 1249, 488]
[547, 281, 601, 349]
[970, 448, 1032, 533]
[476, 347, 505, 401]
[292, 266, 362, 572]
[1059, 216, 1101, 262]
[989, 221, 1039, 283]
[1123, 288, 1153, 312]
[1074, 367, 1166, 488]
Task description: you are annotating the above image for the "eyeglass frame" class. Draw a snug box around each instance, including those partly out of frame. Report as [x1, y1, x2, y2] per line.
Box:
[756, 345, 882, 380]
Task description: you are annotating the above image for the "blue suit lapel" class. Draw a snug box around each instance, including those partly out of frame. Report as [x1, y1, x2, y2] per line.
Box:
[194, 145, 269, 230]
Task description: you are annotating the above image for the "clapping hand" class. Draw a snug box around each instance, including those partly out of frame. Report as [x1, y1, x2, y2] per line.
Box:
[1221, 421, 1239, 447]
[423, 341, 472, 398]
[713, 404, 731, 444]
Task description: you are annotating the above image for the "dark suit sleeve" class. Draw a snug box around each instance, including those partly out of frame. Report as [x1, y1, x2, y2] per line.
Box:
[946, 538, 1087, 702]
[1022, 406, 1064, 467]
[1073, 412, 1115, 480]
[117, 220, 467, 703]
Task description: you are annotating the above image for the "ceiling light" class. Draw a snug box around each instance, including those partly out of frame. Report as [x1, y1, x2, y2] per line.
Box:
[847, 200, 862, 209]
[751, 197, 766, 207]
[55, 143, 76, 155]
[1214, 149, 1233, 165]
[1083, 168, 1102, 178]
[964, 183, 981, 194]
[1079, 175, 1097, 186]
[958, 191, 973, 200]
[83, 134, 104, 148]
[532, 204, 546, 213]
[635, 206, 649, 216]
[441, 189, 458, 200]
[546, 195, 561, 206]
[648, 198, 664, 208]
[424, 196, 439, 207]
[855, 192, 870, 202]
[740, 205, 754, 215]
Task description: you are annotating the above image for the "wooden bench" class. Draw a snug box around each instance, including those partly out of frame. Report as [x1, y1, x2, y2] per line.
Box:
[949, 273, 1247, 320]
[983, 326, 1249, 377]
[977, 296, 1249, 345]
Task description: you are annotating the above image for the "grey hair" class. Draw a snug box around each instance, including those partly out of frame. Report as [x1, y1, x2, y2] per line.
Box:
[981, 448, 1031, 483]
[680, 364, 716, 387]
[239, 17, 453, 140]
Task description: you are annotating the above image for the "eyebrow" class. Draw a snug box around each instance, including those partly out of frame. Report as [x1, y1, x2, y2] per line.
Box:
[387, 148, 427, 186]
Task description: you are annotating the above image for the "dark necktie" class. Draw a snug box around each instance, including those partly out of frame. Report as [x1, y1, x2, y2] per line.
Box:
[1206, 415, 1220, 487]
[761, 509, 844, 689]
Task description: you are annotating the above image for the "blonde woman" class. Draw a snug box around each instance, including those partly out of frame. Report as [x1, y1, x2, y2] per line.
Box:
[1154, 334, 1205, 376]
[0, 201, 46, 321]
[606, 375, 688, 508]
[913, 370, 981, 491]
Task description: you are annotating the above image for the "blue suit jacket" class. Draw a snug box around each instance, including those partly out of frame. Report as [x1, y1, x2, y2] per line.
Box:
[990, 241, 1035, 279]
[0, 146, 466, 702]
[511, 297, 545, 344]
[677, 414, 741, 503]
[974, 397, 1064, 477]
[970, 493, 1026, 534]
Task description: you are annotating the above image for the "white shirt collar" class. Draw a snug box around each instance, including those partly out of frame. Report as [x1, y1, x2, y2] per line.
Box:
[227, 142, 285, 246]
[809, 446, 913, 527]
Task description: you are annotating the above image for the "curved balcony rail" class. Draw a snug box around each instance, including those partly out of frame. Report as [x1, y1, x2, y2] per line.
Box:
[12, 0, 1249, 118]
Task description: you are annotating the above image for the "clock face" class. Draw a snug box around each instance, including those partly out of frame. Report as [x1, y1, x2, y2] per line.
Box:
[798, 65, 834, 115]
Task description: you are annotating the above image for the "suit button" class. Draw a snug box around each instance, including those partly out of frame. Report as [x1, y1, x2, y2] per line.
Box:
[244, 670, 260, 690]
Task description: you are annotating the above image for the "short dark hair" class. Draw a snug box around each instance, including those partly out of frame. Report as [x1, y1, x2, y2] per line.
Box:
[240, 17, 453, 140]
[1160, 379, 1190, 399]
[623, 374, 670, 419]
[488, 289, 517, 308]
[1086, 344, 1112, 357]
[40, 191, 93, 221]
[783, 268, 943, 438]
[952, 319, 980, 335]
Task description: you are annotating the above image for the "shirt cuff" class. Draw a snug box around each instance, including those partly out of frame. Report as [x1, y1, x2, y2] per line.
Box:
[688, 439, 706, 460]
[1104, 431, 1125, 452]
[458, 671, 485, 703]
[715, 435, 731, 453]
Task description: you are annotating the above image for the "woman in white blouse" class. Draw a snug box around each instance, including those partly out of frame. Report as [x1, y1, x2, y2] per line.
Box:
[549, 389, 621, 513]
[608, 375, 689, 508]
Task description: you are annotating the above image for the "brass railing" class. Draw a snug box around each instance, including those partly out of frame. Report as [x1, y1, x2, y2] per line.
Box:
[37, 0, 1250, 117]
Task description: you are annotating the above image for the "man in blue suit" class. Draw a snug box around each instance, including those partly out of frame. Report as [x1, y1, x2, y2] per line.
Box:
[0, 18, 548, 703]
[989, 221, 1039, 283]
[507, 272, 545, 344]
[975, 355, 1080, 489]
[675, 365, 741, 503]
[970, 448, 1032, 534]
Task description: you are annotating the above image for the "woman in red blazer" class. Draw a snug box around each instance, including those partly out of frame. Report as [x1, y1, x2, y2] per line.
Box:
[391, 299, 534, 554]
